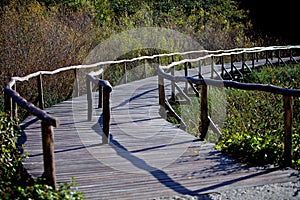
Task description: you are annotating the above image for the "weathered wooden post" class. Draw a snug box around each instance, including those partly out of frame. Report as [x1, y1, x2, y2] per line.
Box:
[270, 50, 273, 60]
[198, 59, 202, 79]
[184, 62, 189, 93]
[283, 95, 293, 167]
[123, 62, 127, 84]
[241, 53, 245, 71]
[158, 73, 166, 118]
[277, 50, 281, 65]
[200, 83, 209, 140]
[171, 56, 175, 101]
[98, 84, 103, 109]
[86, 77, 93, 121]
[4, 91, 13, 119]
[184, 62, 188, 77]
[256, 52, 259, 62]
[74, 69, 80, 97]
[221, 56, 224, 78]
[102, 84, 112, 144]
[37, 74, 44, 110]
[251, 52, 255, 68]
[290, 49, 293, 63]
[13, 84, 18, 122]
[41, 120, 56, 189]
[265, 50, 269, 65]
[211, 56, 214, 79]
[230, 54, 234, 78]
[144, 59, 147, 78]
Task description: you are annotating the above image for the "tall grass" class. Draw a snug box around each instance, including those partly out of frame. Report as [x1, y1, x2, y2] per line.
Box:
[216, 64, 300, 169]
[166, 64, 299, 169]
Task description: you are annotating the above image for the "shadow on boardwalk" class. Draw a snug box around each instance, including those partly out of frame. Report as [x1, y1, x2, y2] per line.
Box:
[21, 73, 300, 199]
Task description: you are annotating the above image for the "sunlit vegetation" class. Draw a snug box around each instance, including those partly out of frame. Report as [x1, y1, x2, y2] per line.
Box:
[216, 64, 300, 170]
[0, 0, 263, 112]
[0, 112, 85, 199]
[1, 0, 296, 198]
[167, 64, 300, 170]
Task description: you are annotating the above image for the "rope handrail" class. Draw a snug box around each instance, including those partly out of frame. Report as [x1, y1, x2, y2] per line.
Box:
[158, 69, 300, 96]
[157, 46, 300, 168]
[3, 86, 58, 126]
[3, 45, 300, 188]
[6, 45, 300, 88]
[161, 45, 300, 70]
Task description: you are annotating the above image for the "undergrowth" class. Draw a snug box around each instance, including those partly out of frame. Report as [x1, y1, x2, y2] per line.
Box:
[167, 64, 300, 170]
[0, 112, 85, 199]
[216, 64, 300, 170]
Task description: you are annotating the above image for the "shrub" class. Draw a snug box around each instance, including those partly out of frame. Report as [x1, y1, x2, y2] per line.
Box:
[0, 112, 85, 199]
[216, 64, 300, 169]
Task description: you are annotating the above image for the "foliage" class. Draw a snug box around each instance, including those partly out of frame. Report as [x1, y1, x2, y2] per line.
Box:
[216, 64, 300, 169]
[0, 112, 23, 182]
[0, 0, 98, 119]
[166, 64, 300, 169]
[0, 0, 264, 116]
[167, 86, 225, 143]
[0, 112, 85, 199]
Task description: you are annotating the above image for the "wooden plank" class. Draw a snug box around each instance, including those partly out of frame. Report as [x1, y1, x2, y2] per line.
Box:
[21, 70, 300, 199]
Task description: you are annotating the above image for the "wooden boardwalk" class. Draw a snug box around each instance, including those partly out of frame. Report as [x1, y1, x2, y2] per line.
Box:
[21, 63, 299, 199]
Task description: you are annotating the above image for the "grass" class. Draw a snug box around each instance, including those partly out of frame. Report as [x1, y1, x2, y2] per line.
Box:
[167, 63, 300, 170]
[217, 64, 300, 169]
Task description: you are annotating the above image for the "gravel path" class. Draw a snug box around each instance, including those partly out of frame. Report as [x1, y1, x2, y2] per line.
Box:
[152, 180, 300, 200]
[208, 181, 300, 200]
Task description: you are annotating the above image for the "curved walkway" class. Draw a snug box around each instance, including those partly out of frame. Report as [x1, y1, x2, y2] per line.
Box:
[21, 67, 299, 199]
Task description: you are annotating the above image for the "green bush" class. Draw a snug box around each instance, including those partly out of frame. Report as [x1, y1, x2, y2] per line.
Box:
[0, 112, 85, 199]
[0, 112, 24, 183]
[216, 64, 300, 169]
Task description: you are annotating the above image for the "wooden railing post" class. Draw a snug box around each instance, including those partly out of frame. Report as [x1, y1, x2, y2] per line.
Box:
[221, 56, 224, 78]
[198, 59, 202, 79]
[123, 62, 127, 84]
[265, 50, 269, 65]
[289, 49, 293, 62]
[86, 77, 93, 121]
[211, 56, 214, 79]
[4, 92, 13, 118]
[37, 74, 44, 110]
[256, 52, 259, 62]
[158, 74, 166, 117]
[184, 62, 189, 92]
[98, 84, 103, 108]
[41, 121, 56, 190]
[283, 95, 293, 167]
[241, 53, 245, 71]
[13, 84, 18, 122]
[171, 56, 175, 101]
[4, 84, 18, 121]
[200, 83, 209, 140]
[230, 54, 234, 77]
[184, 62, 188, 77]
[277, 50, 281, 65]
[102, 85, 111, 144]
[251, 52, 255, 68]
[74, 69, 80, 97]
[270, 50, 273, 60]
[144, 59, 147, 78]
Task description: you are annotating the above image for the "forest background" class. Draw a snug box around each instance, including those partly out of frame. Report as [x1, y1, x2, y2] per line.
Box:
[1, 0, 298, 97]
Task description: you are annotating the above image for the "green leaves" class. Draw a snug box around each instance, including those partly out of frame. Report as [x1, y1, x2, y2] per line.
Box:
[0, 112, 85, 199]
[0, 112, 22, 181]
[216, 64, 300, 169]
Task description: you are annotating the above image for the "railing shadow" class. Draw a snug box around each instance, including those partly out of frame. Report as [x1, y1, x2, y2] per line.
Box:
[107, 134, 290, 197]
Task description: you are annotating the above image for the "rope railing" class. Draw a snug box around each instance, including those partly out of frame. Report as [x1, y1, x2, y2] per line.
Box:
[3, 45, 300, 188]
[158, 45, 300, 167]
